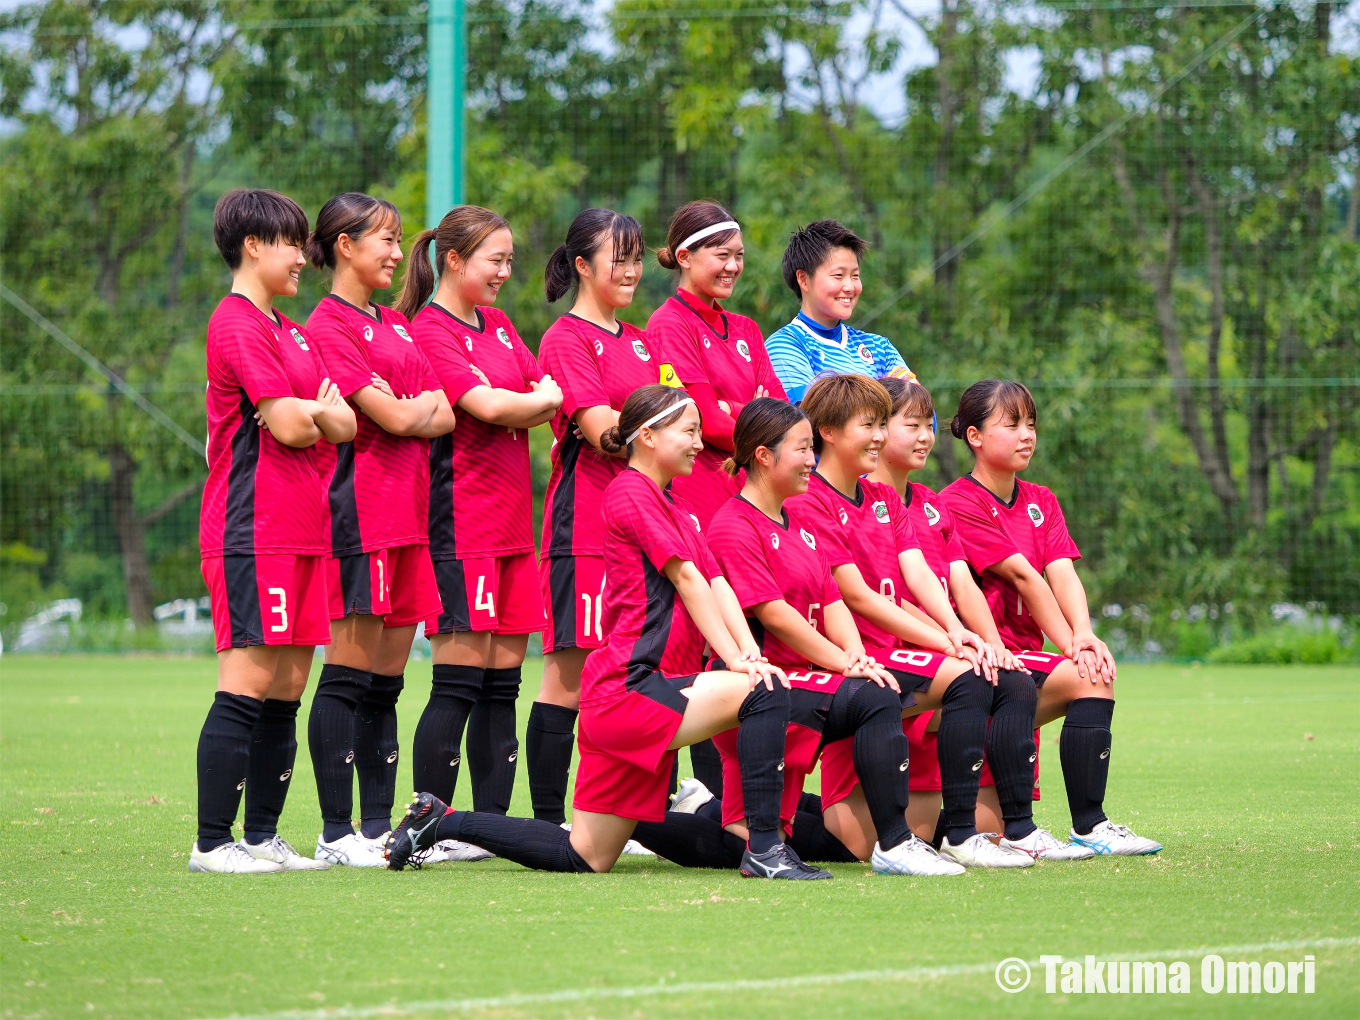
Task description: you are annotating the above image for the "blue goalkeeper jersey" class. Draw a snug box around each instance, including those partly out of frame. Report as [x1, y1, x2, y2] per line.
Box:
[764, 312, 915, 403]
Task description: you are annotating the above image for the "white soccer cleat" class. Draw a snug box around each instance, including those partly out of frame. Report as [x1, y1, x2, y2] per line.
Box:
[940, 832, 1034, 868]
[1000, 827, 1096, 861]
[314, 832, 389, 867]
[871, 836, 966, 876]
[1069, 820, 1163, 856]
[188, 841, 285, 874]
[670, 777, 715, 814]
[620, 839, 655, 856]
[418, 839, 495, 863]
[242, 834, 330, 870]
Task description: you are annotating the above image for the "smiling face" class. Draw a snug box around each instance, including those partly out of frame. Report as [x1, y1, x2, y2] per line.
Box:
[246, 236, 307, 297]
[678, 233, 743, 303]
[449, 225, 513, 307]
[798, 246, 862, 322]
[578, 229, 643, 310]
[968, 405, 1037, 473]
[822, 410, 886, 476]
[638, 402, 704, 478]
[754, 418, 816, 500]
[339, 211, 403, 292]
[882, 405, 936, 473]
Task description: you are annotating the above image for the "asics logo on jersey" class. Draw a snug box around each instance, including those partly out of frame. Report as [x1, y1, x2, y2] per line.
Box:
[838, 508, 849, 525]
[593, 339, 604, 357]
[386, 751, 398, 764]
[800, 528, 817, 549]
[971, 759, 984, 772]
[289, 327, 309, 350]
[1027, 502, 1045, 527]
[392, 323, 413, 342]
[690, 514, 701, 531]
[702, 336, 711, 349]
[279, 769, 292, 781]
[463, 336, 474, 351]
[770, 532, 780, 550]
[872, 500, 890, 523]
[923, 502, 940, 526]
[631, 339, 651, 361]
[659, 363, 681, 387]
[497, 326, 514, 348]
[735, 338, 751, 362]
[362, 325, 374, 342]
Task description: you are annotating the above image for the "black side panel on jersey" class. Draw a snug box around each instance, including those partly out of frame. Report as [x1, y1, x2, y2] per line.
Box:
[223, 555, 263, 646]
[433, 559, 472, 633]
[547, 556, 577, 647]
[625, 552, 675, 676]
[546, 432, 581, 557]
[335, 552, 374, 616]
[328, 440, 361, 557]
[427, 434, 456, 559]
[223, 390, 260, 553]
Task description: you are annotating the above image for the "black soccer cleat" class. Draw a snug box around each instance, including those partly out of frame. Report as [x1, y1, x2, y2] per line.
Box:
[739, 842, 832, 880]
[384, 791, 449, 871]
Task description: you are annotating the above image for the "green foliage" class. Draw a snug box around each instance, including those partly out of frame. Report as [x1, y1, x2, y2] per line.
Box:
[1207, 623, 1358, 665]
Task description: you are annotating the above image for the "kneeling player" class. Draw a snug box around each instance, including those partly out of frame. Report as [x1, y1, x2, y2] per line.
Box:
[940, 380, 1161, 856]
[386, 387, 819, 878]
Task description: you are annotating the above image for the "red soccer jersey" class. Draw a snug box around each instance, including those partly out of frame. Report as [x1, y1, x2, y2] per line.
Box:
[305, 295, 439, 555]
[649, 290, 786, 526]
[201, 294, 328, 556]
[786, 472, 918, 650]
[939, 474, 1082, 652]
[412, 303, 543, 559]
[901, 480, 968, 608]
[539, 314, 661, 557]
[706, 496, 842, 670]
[580, 469, 720, 707]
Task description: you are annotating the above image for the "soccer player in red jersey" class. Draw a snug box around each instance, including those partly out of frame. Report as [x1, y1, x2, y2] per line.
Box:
[302, 193, 455, 867]
[192, 189, 356, 874]
[526, 209, 662, 831]
[940, 379, 1162, 856]
[631, 399, 965, 875]
[646, 199, 787, 799]
[870, 378, 1094, 861]
[386, 387, 822, 879]
[788, 375, 1040, 869]
[397, 205, 563, 862]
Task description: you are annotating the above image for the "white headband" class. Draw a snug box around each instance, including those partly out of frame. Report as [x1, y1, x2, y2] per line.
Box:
[626, 397, 696, 445]
[676, 220, 740, 253]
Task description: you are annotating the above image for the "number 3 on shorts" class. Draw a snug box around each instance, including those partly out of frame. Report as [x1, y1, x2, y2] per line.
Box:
[267, 586, 289, 633]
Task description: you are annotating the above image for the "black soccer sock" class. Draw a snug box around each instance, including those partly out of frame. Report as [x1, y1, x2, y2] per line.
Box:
[356, 672, 404, 839]
[929, 810, 946, 850]
[1061, 697, 1115, 835]
[468, 667, 521, 814]
[736, 680, 790, 849]
[196, 691, 264, 850]
[696, 796, 724, 825]
[438, 810, 595, 872]
[243, 698, 300, 845]
[412, 664, 481, 805]
[631, 812, 746, 869]
[986, 669, 1039, 841]
[789, 810, 861, 863]
[688, 738, 725, 800]
[797, 792, 824, 815]
[525, 701, 577, 824]
[936, 669, 991, 845]
[824, 678, 913, 851]
[308, 663, 372, 843]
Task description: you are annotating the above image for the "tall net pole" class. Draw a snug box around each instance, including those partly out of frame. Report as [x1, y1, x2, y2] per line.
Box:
[426, 0, 465, 228]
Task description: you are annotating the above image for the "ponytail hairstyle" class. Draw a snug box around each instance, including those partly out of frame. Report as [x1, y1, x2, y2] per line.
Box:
[599, 384, 696, 457]
[545, 207, 644, 303]
[949, 379, 1038, 453]
[305, 192, 400, 270]
[656, 199, 740, 270]
[722, 398, 807, 476]
[800, 374, 892, 454]
[880, 377, 935, 421]
[395, 205, 510, 319]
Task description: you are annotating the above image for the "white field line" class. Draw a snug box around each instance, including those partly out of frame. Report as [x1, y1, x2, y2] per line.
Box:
[203, 935, 1360, 1020]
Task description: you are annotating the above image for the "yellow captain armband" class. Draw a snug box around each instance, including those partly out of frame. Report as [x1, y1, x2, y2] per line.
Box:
[659, 363, 683, 388]
[883, 365, 918, 383]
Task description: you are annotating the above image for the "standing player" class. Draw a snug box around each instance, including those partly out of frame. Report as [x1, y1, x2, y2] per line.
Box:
[192, 188, 356, 873]
[940, 380, 1162, 856]
[869, 378, 1093, 860]
[302, 193, 454, 867]
[789, 375, 1039, 869]
[763, 220, 916, 403]
[647, 199, 787, 798]
[397, 206, 562, 860]
[386, 387, 815, 879]
[526, 209, 660, 834]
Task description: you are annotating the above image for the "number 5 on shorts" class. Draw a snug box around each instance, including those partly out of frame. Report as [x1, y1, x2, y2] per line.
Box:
[267, 586, 289, 633]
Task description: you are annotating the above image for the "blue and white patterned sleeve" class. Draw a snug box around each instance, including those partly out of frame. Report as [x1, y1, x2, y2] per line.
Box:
[764, 323, 816, 404]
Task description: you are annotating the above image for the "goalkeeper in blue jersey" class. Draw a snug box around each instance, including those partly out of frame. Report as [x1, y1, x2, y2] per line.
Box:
[765, 220, 916, 403]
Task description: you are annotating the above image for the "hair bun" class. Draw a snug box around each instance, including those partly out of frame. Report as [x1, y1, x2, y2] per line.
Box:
[949, 414, 966, 439]
[303, 231, 327, 269]
[656, 246, 678, 270]
[599, 424, 626, 454]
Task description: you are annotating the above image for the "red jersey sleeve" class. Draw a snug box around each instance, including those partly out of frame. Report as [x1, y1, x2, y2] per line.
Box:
[555, 331, 610, 420]
[656, 317, 711, 387]
[753, 338, 788, 401]
[1039, 489, 1082, 565]
[311, 321, 373, 399]
[215, 320, 295, 405]
[947, 491, 1021, 572]
[939, 504, 969, 565]
[818, 555, 843, 605]
[419, 334, 483, 407]
[796, 494, 855, 568]
[712, 519, 783, 609]
[613, 482, 694, 573]
[889, 493, 920, 554]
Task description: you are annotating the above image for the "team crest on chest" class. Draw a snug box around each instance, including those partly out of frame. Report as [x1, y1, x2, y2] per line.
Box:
[497, 326, 514, 349]
[770, 532, 780, 550]
[923, 502, 941, 527]
[872, 500, 890, 523]
[289, 327, 310, 351]
[735, 338, 752, 363]
[800, 528, 817, 550]
[631, 338, 652, 362]
[362, 325, 374, 342]
[1027, 502, 1045, 527]
[856, 343, 873, 365]
[392, 324, 413, 342]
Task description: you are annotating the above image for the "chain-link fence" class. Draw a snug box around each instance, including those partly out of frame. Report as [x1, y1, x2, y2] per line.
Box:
[2, 0, 1357, 659]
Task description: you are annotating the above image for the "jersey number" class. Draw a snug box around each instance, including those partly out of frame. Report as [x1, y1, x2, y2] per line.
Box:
[267, 587, 288, 633]
[889, 648, 936, 668]
[580, 575, 606, 640]
[879, 578, 896, 600]
[806, 602, 821, 631]
[474, 575, 496, 618]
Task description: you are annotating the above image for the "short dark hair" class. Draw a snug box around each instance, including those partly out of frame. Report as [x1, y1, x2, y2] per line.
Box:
[213, 188, 309, 270]
[801, 374, 892, 454]
[780, 219, 868, 297]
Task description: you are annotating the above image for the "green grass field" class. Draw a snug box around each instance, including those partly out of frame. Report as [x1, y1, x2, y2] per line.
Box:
[1, 657, 1357, 1020]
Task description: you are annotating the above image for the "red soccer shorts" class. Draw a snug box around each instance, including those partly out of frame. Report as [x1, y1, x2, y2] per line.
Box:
[540, 555, 606, 653]
[204, 554, 330, 652]
[330, 544, 442, 627]
[429, 551, 545, 635]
